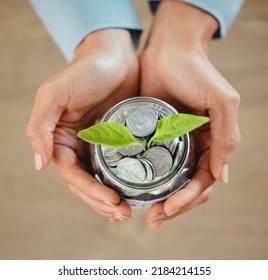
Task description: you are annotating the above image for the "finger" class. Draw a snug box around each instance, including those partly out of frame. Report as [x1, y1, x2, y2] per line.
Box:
[166, 186, 212, 218]
[208, 89, 241, 183]
[147, 187, 212, 227]
[147, 202, 165, 224]
[69, 185, 115, 218]
[27, 83, 68, 170]
[69, 184, 131, 221]
[70, 185, 115, 218]
[147, 151, 213, 224]
[149, 220, 163, 232]
[147, 203, 166, 231]
[163, 151, 214, 216]
[54, 144, 121, 206]
[148, 187, 212, 231]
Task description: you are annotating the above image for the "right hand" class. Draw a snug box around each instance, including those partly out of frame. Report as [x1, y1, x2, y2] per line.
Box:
[139, 1, 241, 230]
[27, 29, 139, 223]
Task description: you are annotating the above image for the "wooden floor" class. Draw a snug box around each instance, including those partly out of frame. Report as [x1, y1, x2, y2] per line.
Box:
[0, 0, 267, 259]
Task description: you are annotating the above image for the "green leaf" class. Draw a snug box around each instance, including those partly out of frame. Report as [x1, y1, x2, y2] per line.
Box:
[148, 114, 209, 147]
[77, 122, 145, 150]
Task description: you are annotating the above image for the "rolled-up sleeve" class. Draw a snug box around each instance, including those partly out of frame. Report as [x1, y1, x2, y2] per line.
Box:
[30, 0, 142, 62]
[149, 0, 244, 38]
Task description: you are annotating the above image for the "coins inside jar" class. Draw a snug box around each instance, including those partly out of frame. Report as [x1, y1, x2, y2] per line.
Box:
[100, 104, 185, 185]
[126, 107, 157, 137]
[143, 146, 173, 177]
[92, 97, 195, 208]
[118, 138, 146, 156]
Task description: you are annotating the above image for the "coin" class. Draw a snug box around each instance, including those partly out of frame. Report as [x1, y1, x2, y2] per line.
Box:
[126, 107, 157, 137]
[151, 140, 173, 154]
[143, 146, 173, 177]
[92, 97, 194, 207]
[105, 157, 123, 167]
[166, 138, 181, 155]
[102, 146, 119, 158]
[139, 158, 155, 182]
[172, 139, 185, 168]
[118, 138, 147, 156]
[102, 146, 123, 166]
[105, 154, 124, 167]
[109, 112, 126, 125]
[117, 158, 146, 183]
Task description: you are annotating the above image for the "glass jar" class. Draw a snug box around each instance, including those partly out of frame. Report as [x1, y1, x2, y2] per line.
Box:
[89, 97, 195, 207]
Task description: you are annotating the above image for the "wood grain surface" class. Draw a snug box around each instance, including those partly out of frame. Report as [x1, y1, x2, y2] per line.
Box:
[0, 0, 267, 259]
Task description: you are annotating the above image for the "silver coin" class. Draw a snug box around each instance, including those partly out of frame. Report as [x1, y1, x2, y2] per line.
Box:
[165, 138, 180, 155]
[102, 146, 120, 159]
[117, 158, 146, 183]
[102, 146, 123, 166]
[151, 135, 180, 155]
[106, 157, 123, 167]
[139, 158, 155, 182]
[172, 140, 185, 169]
[168, 139, 179, 155]
[157, 111, 165, 119]
[126, 107, 157, 137]
[118, 138, 147, 156]
[109, 113, 126, 125]
[143, 146, 173, 177]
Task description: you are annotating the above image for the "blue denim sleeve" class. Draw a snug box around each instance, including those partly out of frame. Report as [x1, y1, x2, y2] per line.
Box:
[29, 0, 142, 62]
[149, 0, 244, 38]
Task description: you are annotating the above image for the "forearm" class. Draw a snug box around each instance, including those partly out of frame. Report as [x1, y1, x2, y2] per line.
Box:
[146, 1, 218, 54]
[149, 0, 244, 38]
[30, 0, 142, 62]
[73, 29, 135, 61]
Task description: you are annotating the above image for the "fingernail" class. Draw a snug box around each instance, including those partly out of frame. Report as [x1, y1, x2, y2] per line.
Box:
[103, 200, 116, 207]
[167, 208, 181, 217]
[34, 153, 43, 171]
[114, 213, 129, 221]
[220, 164, 229, 183]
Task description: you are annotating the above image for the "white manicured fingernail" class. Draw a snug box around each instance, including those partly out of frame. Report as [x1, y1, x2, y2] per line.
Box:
[220, 164, 229, 183]
[34, 153, 43, 171]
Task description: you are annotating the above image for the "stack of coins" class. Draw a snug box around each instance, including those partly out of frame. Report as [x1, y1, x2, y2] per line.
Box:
[100, 107, 184, 184]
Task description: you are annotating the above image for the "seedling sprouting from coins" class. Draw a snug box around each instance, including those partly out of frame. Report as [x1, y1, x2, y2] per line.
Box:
[77, 108, 209, 184]
[77, 111, 209, 150]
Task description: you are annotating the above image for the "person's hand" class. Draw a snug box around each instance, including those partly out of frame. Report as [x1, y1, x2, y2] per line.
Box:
[140, 2, 241, 230]
[27, 29, 139, 223]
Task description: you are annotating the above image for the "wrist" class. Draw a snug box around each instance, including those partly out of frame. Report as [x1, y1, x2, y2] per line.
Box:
[73, 29, 136, 61]
[146, 1, 218, 53]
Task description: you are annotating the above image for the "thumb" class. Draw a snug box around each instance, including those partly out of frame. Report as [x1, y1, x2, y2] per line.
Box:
[27, 83, 67, 170]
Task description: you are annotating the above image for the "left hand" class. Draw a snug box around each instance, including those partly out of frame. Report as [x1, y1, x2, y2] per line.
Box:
[27, 29, 139, 223]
